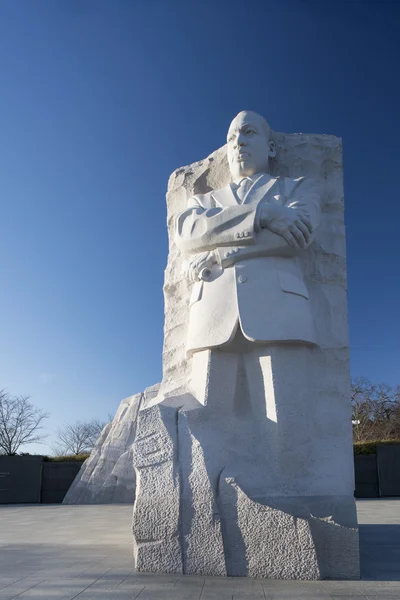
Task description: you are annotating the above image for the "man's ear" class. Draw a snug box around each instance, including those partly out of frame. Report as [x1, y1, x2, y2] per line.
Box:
[268, 140, 276, 158]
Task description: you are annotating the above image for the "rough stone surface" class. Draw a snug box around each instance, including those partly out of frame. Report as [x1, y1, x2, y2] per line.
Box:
[131, 127, 359, 578]
[178, 410, 226, 576]
[219, 476, 359, 579]
[63, 384, 159, 504]
[220, 476, 320, 579]
[132, 404, 182, 573]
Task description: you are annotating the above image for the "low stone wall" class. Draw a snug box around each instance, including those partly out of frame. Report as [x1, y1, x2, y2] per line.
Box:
[376, 445, 400, 497]
[0, 456, 43, 504]
[354, 455, 379, 498]
[354, 446, 400, 498]
[41, 462, 82, 503]
[0, 456, 83, 504]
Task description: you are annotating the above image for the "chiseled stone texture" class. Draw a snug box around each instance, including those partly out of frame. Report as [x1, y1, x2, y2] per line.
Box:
[63, 384, 159, 504]
[178, 411, 226, 576]
[220, 475, 320, 579]
[134, 131, 359, 578]
[132, 404, 182, 573]
[219, 476, 359, 579]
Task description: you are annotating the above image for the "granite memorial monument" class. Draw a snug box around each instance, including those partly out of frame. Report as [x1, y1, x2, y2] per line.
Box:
[131, 110, 359, 579]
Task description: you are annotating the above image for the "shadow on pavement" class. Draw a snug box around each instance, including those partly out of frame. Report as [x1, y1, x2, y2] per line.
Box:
[359, 524, 400, 580]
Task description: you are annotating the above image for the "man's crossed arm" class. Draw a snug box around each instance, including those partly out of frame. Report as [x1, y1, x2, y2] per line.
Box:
[176, 177, 320, 282]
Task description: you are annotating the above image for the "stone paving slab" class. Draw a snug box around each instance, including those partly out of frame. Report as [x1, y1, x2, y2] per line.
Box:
[0, 500, 399, 599]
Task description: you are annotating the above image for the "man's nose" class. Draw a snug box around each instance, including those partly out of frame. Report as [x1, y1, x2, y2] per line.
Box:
[235, 132, 246, 148]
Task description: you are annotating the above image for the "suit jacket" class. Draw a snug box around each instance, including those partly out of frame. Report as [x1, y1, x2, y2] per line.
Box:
[175, 173, 320, 354]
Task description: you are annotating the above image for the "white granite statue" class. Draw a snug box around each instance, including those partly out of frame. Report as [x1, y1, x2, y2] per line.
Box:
[176, 110, 319, 406]
[132, 111, 360, 579]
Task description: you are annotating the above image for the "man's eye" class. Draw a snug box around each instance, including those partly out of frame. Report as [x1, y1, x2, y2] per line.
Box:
[246, 129, 255, 135]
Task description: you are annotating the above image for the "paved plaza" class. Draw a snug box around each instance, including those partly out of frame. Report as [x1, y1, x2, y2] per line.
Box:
[0, 499, 399, 599]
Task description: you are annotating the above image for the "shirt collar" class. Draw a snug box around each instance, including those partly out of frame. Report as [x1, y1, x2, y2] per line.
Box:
[232, 172, 270, 187]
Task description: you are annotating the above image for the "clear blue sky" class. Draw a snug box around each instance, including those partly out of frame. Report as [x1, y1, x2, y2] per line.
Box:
[0, 0, 399, 454]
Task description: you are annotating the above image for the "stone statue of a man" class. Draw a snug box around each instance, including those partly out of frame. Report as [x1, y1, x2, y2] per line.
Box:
[175, 111, 320, 466]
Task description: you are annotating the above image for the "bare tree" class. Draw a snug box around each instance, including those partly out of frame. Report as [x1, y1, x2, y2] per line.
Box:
[0, 390, 49, 455]
[52, 418, 108, 455]
[351, 378, 400, 442]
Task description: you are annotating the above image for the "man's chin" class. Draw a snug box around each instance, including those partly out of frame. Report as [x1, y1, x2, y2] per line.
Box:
[231, 163, 257, 178]
[231, 167, 256, 179]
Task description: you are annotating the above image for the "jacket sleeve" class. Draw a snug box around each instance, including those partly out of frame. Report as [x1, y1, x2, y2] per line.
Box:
[215, 177, 320, 267]
[285, 176, 320, 241]
[175, 194, 259, 255]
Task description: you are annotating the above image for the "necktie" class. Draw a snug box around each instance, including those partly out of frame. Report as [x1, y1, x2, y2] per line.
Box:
[236, 178, 252, 203]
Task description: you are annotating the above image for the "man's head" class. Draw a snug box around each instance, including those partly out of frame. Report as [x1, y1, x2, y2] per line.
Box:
[226, 110, 276, 180]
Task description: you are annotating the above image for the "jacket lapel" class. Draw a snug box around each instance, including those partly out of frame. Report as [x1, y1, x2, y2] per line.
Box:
[211, 184, 238, 207]
[243, 173, 279, 205]
[211, 174, 279, 208]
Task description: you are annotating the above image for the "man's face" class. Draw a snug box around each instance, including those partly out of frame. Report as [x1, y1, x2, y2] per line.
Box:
[226, 111, 273, 180]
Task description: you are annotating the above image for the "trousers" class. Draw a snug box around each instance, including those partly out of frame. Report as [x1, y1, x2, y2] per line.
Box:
[188, 328, 322, 497]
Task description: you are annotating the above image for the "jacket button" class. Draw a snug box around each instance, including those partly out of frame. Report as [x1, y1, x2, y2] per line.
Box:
[238, 275, 247, 284]
[224, 251, 230, 258]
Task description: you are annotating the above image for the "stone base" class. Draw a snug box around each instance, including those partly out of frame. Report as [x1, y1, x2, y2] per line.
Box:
[219, 477, 359, 579]
[132, 405, 183, 574]
[132, 405, 359, 580]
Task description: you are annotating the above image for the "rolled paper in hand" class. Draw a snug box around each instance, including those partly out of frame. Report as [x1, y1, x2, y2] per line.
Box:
[199, 267, 212, 281]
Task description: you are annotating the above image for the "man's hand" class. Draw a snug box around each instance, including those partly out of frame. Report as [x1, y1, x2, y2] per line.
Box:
[259, 203, 313, 249]
[182, 251, 218, 282]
